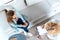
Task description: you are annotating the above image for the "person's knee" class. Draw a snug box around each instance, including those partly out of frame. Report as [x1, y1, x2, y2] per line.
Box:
[10, 38, 17, 40]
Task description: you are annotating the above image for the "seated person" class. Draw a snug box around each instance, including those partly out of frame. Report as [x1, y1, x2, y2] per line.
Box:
[4, 9, 33, 37]
[37, 22, 60, 40]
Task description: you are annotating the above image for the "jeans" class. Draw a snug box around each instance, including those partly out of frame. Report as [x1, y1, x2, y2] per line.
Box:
[9, 34, 26, 40]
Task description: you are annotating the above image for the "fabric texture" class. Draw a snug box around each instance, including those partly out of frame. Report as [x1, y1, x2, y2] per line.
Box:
[9, 34, 26, 40]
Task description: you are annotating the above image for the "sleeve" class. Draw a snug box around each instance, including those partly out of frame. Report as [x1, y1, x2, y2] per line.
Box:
[9, 23, 23, 32]
[10, 23, 19, 31]
[15, 10, 26, 23]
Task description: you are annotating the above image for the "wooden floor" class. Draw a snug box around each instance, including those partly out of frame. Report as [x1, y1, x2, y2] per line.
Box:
[27, 13, 60, 40]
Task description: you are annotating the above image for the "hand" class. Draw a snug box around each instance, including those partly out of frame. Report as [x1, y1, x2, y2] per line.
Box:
[22, 22, 28, 27]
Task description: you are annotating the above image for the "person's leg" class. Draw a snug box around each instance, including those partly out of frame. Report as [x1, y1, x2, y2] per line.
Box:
[24, 28, 33, 36]
[18, 27, 29, 32]
[10, 38, 17, 40]
[17, 27, 29, 35]
[24, 28, 29, 32]
[18, 27, 33, 36]
[9, 34, 26, 40]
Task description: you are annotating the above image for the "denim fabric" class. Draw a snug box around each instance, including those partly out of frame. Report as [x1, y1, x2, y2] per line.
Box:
[9, 34, 26, 40]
